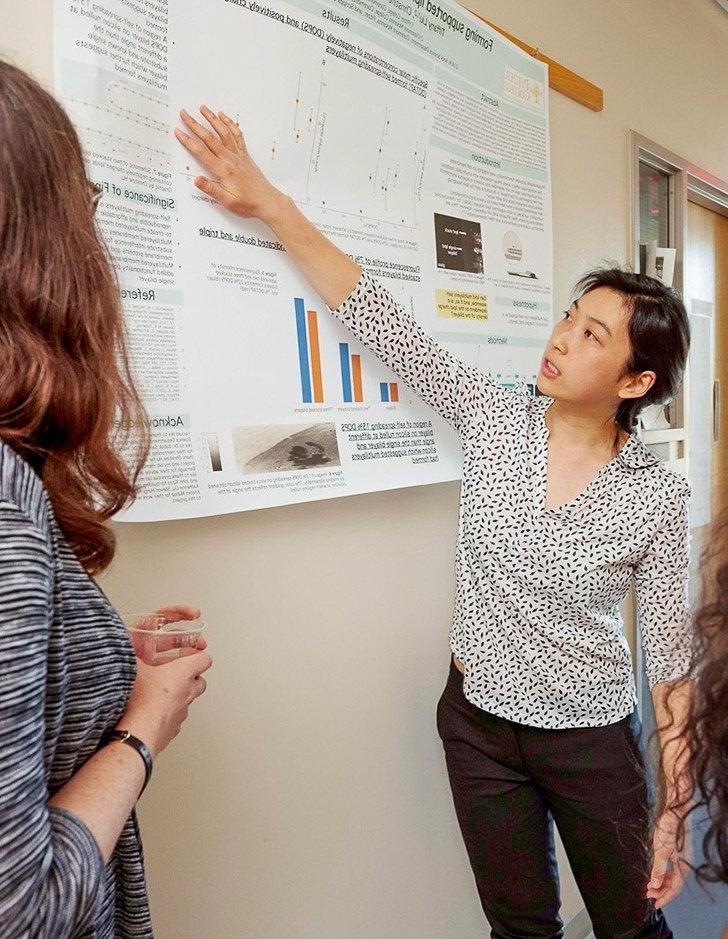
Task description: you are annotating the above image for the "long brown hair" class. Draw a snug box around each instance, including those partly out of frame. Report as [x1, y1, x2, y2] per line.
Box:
[663, 510, 728, 884]
[0, 60, 148, 574]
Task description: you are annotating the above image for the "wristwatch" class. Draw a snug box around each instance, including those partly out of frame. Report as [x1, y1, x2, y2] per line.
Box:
[103, 730, 153, 797]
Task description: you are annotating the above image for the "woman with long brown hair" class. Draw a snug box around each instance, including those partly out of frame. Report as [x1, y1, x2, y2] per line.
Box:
[662, 513, 728, 935]
[0, 61, 212, 936]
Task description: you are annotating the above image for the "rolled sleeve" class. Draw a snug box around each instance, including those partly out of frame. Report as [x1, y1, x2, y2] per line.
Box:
[633, 480, 693, 687]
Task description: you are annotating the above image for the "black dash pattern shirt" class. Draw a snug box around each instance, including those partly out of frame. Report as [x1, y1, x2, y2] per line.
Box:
[0, 441, 151, 937]
[331, 273, 692, 728]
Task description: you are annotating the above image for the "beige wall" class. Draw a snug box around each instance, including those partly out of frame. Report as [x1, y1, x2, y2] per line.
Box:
[2, 1, 728, 936]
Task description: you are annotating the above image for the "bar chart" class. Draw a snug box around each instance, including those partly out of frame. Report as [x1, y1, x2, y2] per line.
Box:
[293, 298, 401, 406]
[379, 382, 400, 403]
[339, 342, 364, 403]
[294, 298, 325, 404]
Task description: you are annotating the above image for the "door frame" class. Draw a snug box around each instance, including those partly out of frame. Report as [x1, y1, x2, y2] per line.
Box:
[631, 131, 728, 278]
[630, 133, 728, 716]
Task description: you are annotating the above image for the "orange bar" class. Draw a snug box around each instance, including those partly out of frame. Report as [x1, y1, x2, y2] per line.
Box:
[389, 382, 399, 402]
[351, 354, 363, 403]
[307, 310, 324, 403]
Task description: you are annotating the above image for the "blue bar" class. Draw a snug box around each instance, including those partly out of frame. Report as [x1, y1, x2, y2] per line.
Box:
[380, 382, 389, 402]
[294, 298, 312, 403]
[339, 343, 352, 403]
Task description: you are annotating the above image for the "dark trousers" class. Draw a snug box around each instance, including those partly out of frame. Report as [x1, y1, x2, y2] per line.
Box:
[437, 661, 673, 939]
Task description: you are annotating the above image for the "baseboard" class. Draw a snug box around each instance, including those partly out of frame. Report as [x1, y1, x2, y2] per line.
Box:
[564, 906, 594, 939]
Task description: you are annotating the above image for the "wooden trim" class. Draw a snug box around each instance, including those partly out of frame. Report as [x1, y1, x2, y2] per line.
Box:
[474, 16, 604, 112]
[690, 190, 728, 219]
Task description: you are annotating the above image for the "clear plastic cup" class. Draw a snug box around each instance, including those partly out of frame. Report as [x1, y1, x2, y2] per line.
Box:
[124, 612, 206, 666]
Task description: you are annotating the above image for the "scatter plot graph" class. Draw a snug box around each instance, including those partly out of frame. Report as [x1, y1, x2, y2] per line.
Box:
[323, 96, 426, 228]
[60, 61, 169, 174]
[272, 72, 317, 162]
[170, 9, 430, 228]
[369, 108, 412, 219]
[213, 46, 427, 228]
[370, 109, 394, 199]
[291, 72, 315, 144]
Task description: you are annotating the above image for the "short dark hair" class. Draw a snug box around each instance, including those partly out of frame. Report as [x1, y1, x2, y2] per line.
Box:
[572, 267, 691, 434]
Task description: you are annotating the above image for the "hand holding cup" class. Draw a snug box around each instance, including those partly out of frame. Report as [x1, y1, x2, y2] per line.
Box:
[124, 606, 206, 666]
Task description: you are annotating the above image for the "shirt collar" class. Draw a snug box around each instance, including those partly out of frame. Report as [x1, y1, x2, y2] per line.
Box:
[531, 394, 660, 470]
[615, 432, 660, 470]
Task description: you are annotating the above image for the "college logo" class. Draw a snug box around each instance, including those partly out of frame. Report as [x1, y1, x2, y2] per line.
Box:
[503, 66, 545, 113]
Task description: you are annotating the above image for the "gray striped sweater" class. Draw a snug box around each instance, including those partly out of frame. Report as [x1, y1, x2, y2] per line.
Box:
[0, 441, 152, 937]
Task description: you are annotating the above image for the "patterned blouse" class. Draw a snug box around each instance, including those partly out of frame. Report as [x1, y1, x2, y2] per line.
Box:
[331, 273, 692, 728]
[0, 441, 151, 936]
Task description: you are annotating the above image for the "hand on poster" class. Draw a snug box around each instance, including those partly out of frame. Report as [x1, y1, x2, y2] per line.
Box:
[175, 105, 361, 311]
[175, 106, 284, 225]
[55, 0, 551, 520]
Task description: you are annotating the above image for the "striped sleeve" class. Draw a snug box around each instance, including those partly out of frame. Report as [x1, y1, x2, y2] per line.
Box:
[0, 501, 105, 937]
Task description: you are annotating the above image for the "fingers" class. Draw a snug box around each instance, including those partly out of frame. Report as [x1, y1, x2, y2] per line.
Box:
[219, 110, 247, 150]
[194, 174, 241, 213]
[131, 633, 160, 666]
[180, 650, 213, 676]
[192, 174, 224, 202]
[175, 120, 224, 178]
[185, 674, 207, 706]
[175, 126, 219, 173]
[647, 850, 687, 908]
[652, 867, 686, 909]
[647, 855, 668, 892]
[174, 639, 208, 654]
[153, 605, 201, 622]
[199, 104, 234, 149]
[179, 108, 227, 156]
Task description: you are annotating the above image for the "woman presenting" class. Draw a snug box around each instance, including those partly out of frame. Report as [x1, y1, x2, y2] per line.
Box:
[176, 106, 692, 939]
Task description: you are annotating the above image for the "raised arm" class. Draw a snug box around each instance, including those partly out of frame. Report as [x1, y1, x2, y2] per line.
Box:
[175, 106, 481, 428]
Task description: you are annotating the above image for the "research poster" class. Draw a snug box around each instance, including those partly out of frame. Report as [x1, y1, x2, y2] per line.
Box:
[54, 0, 552, 520]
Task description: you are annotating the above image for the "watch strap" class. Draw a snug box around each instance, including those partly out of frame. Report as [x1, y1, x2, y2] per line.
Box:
[103, 730, 153, 797]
